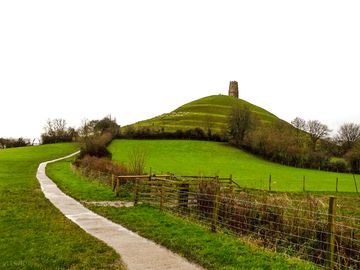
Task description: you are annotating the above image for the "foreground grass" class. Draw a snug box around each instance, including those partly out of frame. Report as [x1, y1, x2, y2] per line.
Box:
[109, 139, 359, 192]
[93, 205, 319, 270]
[0, 144, 123, 270]
[47, 159, 319, 270]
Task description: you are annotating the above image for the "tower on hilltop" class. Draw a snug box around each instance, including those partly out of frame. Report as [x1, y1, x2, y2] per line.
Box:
[228, 81, 238, 98]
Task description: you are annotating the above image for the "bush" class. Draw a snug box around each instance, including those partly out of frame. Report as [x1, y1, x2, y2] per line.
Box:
[345, 142, 360, 173]
[307, 151, 330, 170]
[74, 155, 129, 176]
[327, 158, 349, 173]
[79, 132, 113, 159]
[128, 147, 147, 175]
[184, 128, 206, 140]
[118, 126, 227, 142]
[80, 142, 111, 159]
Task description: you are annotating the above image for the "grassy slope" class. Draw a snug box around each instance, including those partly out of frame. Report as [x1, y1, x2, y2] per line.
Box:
[46, 158, 117, 202]
[109, 139, 358, 192]
[46, 159, 319, 270]
[125, 95, 286, 133]
[0, 144, 123, 270]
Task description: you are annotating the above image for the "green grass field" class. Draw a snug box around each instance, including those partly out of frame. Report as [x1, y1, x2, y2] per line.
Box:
[46, 158, 319, 270]
[0, 144, 123, 270]
[124, 95, 288, 133]
[109, 139, 359, 192]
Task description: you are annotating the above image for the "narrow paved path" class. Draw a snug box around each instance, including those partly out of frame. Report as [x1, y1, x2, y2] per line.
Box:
[36, 152, 203, 270]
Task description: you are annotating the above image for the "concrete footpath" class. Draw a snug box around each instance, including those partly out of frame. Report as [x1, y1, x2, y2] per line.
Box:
[36, 152, 203, 270]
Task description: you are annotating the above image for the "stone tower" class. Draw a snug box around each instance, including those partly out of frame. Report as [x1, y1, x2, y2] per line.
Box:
[228, 81, 238, 98]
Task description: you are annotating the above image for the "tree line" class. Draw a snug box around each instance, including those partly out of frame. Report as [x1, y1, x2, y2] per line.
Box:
[118, 126, 225, 142]
[0, 137, 30, 148]
[227, 105, 360, 173]
[1, 116, 119, 154]
[10, 108, 359, 174]
[41, 116, 119, 158]
[116, 106, 360, 174]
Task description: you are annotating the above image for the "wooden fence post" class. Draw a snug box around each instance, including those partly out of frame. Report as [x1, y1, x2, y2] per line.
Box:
[211, 176, 220, 233]
[350, 228, 355, 258]
[353, 174, 359, 194]
[336, 178, 338, 193]
[269, 174, 272, 191]
[326, 196, 336, 269]
[134, 179, 139, 206]
[115, 177, 121, 197]
[178, 182, 189, 209]
[160, 179, 164, 211]
[111, 174, 114, 190]
[303, 176, 306, 192]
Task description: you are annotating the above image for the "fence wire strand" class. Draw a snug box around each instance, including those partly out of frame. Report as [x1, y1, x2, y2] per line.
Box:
[77, 167, 360, 269]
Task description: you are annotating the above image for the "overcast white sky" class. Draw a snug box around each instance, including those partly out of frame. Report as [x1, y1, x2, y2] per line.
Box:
[1, 1, 359, 139]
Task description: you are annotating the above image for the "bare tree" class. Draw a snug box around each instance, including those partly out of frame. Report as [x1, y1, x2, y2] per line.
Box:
[44, 119, 54, 137]
[53, 118, 67, 137]
[41, 118, 76, 144]
[336, 123, 360, 152]
[44, 118, 66, 137]
[291, 117, 306, 144]
[94, 115, 119, 136]
[78, 119, 95, 138]
[228, 104, 252, 146]
[78, 116, 119, 139]
[306, 120, 331, 151]
[291, 117, 306, 131]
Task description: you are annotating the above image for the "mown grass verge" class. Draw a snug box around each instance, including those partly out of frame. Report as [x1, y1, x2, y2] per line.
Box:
[0, 144, 123, 270]
[47, 159, 319, 270]
[92, 205, 319, 270]
[46, 157, 117, 202]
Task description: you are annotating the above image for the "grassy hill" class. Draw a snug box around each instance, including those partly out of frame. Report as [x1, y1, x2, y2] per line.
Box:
[123, 95, 286, 134]
[109, 139, 358, 192]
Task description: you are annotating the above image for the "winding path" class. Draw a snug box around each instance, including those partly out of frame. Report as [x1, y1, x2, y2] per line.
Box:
[36, 152, 202, 270]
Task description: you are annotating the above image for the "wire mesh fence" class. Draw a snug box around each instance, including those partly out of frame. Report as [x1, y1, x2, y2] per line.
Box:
[109, 174, 360, 269]
[73, 165, 360, 269]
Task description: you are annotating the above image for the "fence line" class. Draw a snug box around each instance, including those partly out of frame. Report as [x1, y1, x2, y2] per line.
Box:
[73, 165, 360, 269]
[110, 173, 360, 269]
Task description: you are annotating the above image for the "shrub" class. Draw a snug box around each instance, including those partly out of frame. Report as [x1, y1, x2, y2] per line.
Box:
[327, 158, 349, 173]
[119, 126, 227, 142]
[345, 142, 360, 173]
[128, 147, 147, 175]
[74, 155, 128, 176]
[79, 132, 113, 159]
